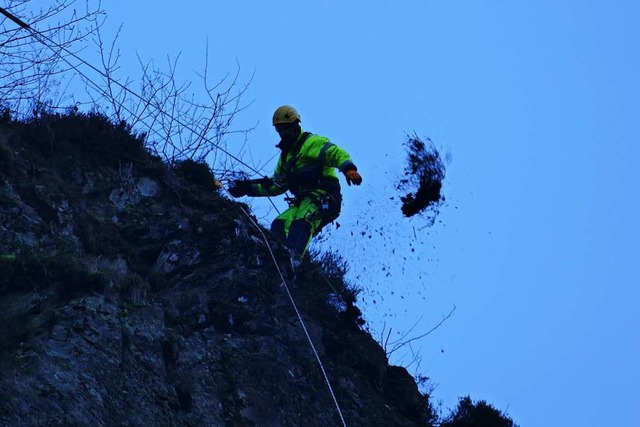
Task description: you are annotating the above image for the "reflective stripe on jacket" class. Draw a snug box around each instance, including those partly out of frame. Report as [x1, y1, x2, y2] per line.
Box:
[247, 130, 356, 198]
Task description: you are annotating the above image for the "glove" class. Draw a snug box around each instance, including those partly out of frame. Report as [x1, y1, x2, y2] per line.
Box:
[344, 169, 362, 186]
[227, 180, 249, 198]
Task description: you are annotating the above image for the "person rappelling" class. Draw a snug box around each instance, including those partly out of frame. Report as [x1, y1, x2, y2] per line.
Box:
[227, 105, 363, 267]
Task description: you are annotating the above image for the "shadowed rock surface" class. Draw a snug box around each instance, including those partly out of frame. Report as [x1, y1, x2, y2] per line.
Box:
[0, 112, 436, 426]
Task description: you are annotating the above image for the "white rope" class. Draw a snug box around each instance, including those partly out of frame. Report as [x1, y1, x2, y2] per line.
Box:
[239, 206, 348, 427]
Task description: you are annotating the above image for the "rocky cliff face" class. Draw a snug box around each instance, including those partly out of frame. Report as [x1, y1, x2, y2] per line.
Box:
[0, 112, 435, 426]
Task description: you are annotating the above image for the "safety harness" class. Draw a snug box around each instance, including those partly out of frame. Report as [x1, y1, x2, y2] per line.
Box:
[278, 133, 342, 230]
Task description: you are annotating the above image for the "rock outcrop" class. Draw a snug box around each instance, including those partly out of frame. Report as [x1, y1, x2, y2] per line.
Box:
[0, 112, 435, 426]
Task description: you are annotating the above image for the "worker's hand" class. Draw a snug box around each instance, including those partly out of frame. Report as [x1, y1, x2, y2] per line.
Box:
[344, 169, 362, 186]
[227, 180, 249, 198]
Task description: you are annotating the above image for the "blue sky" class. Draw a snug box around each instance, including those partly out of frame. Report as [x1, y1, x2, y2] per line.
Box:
[19, 1, 640, 425]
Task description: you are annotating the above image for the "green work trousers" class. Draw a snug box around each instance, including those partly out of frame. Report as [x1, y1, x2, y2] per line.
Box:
[270, 191, 341, 256]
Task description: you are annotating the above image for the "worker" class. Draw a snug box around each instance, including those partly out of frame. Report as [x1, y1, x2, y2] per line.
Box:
[228, 105, 362, 265]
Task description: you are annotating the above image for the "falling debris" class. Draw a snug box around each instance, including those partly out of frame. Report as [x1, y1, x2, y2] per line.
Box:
[397, 134, 447, 220]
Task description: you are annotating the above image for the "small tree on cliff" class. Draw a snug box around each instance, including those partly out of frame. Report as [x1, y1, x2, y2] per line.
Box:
[441, 396, 519, 427]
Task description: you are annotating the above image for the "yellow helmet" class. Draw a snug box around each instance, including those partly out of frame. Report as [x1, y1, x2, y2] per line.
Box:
[272, 105, 301, 125]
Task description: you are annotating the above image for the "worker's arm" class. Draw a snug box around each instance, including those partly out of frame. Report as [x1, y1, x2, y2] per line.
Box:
[246, 173, 288, 196]
[317, 139, 363, 185]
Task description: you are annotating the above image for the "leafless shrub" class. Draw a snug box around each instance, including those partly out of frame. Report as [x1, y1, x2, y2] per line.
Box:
[0, 0, 105, 117]
[1, 1, 254, 169]
[85, 24, 255, 166]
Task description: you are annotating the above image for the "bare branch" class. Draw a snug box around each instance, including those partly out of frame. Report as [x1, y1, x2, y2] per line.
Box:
[1, 0, 105, 118]
[387, 304, 456, 357]
[1, 0, 255, 178]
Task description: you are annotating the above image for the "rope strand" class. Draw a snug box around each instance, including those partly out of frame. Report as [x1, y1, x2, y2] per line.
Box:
[239, 206, 347, 427]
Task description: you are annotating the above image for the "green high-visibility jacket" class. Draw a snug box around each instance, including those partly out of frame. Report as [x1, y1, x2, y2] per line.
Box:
[247, 130, 356, 198]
